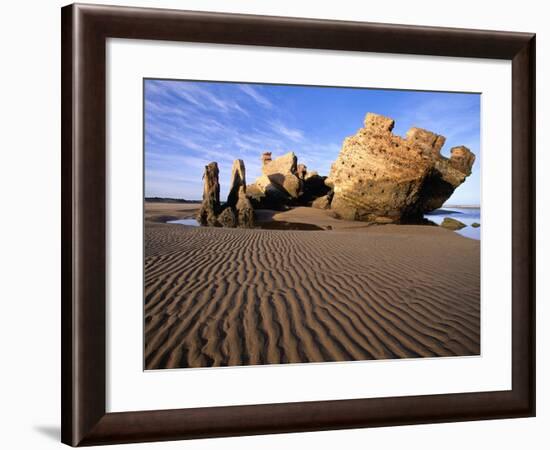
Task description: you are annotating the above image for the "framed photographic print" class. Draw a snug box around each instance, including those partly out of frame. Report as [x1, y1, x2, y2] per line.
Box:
[61, 3, 535, 446]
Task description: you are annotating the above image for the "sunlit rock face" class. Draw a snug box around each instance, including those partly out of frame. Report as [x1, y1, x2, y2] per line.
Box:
[247, 152, 301, 209]
[247, 152, 331, 209]
[325, 113, 475, 223]
[197, 162, 221, 226]
[226, 159, 247, 209]
[262, 151, 302, 199]
[227, 159, 254, 228]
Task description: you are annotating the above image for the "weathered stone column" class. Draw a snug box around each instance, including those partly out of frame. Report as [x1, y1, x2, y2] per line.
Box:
[227, 159, 246, 208]
[261, 152, 272, 167]
[226, 159, 254, 228]
[197, 162, 220, 226]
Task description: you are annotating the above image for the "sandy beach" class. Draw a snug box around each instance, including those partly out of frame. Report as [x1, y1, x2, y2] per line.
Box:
[144, 202, 480, 370]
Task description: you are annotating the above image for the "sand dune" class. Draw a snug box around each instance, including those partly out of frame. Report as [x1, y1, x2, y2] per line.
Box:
[144, 219, 480, 370]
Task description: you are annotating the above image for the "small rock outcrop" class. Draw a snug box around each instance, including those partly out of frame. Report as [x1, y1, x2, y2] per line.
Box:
[197, 160, 254, 228]
[325, 113, 475, 223]
[217, 207, 237, 228]
[247, 152, 329, 209]
[471, 222, 480, 228]
[228, 160, 255, 228]
[441, 217, 467, 230]
[197, 162, 221, 226]
[262, 151, 302, 199]
[247, 152, 302, 208]
[261, 151, 273, 166]
[236, 195, 254, 227]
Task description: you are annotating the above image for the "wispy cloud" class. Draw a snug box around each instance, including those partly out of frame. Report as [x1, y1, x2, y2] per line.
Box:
[144, 80, 312, 200]
[239, 84, 273, 109]
[146, 80, 249, 115]
[270, 120, 304, 142]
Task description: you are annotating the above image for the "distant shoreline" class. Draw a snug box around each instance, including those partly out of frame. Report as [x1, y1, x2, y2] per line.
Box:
[145, 197, 480, 209]
[145, 197, 201, 204]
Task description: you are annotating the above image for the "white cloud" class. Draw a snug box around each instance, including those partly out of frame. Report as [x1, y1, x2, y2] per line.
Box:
[238, 85, 273, 109]
[147, 80, 250, 116]
[270, 120, 304, 142]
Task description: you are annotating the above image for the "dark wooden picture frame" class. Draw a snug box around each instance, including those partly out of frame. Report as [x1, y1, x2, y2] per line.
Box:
[61, 3, 536, 446]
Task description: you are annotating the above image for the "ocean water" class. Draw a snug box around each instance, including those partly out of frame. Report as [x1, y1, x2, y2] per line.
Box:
[424, 207, 481, 240]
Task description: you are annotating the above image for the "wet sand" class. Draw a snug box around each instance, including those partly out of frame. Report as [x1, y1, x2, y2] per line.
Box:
[144, 202, 200, 223]
[144, 203, 480, 369]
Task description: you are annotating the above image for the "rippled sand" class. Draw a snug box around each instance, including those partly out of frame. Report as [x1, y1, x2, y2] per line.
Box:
[144, 217, 480, 370]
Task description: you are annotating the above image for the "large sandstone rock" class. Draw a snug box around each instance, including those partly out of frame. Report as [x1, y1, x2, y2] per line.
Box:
[197, 162, 220, 226]
[325, 113, 475, 223]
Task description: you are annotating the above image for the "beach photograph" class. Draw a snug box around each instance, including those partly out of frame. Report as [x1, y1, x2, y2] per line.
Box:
[144, 79, 481, 370]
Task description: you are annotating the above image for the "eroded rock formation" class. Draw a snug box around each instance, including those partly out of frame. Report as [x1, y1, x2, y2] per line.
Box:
[247, 152, 329, 209]
[228, 159, 255, 228]
[235, 193, 254, 227]
[325, 113, 475, 223]
[248, 152, 300, 208]
[217, 207, 237, 227]
[197, 159, 254, 228]
[261, 151, 272, 166]
[196, 112, 474, 227]
[262, 151, 302, 199]
[226, 159, 247, 208]
[197, 162, 221, 226]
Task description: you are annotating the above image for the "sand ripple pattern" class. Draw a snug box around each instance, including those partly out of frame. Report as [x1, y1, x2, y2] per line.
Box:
[144, 223, 480, 369]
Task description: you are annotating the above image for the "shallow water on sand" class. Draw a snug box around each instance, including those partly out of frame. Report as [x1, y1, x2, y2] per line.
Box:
[424, 208, 481, 240]
[166, 209, 481, 239]
[167, 218, 200, 226]
[168, 218, 324, 231]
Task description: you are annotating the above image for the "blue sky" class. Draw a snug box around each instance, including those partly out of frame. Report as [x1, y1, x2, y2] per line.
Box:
[145, 79, 480, 205]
